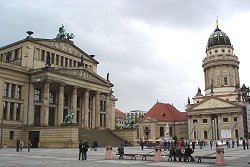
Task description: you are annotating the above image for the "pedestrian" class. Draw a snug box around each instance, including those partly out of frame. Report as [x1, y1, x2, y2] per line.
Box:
[246, 139, 249, 149]
[140, 139, 144, 151]
[20, 139, 24, 151]
[232, 139, 235, 148]
[27, 140, 32, 152]
[117, 144, 124, 159]
[192, 141, 195, 152]
[78, 140, 84, 160]
[82, 140, 89, 160]
[242, 139, 246, 150]
[210, 140, 213, 149]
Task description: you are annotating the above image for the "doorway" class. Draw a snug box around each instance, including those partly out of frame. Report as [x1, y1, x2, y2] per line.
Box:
[28, 131, 40, 148]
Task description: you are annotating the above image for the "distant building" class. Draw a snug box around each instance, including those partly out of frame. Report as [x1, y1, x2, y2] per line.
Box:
[126, 110, 146, 121]
[136, 102, 187, 141]
[115, 109, 126, 129]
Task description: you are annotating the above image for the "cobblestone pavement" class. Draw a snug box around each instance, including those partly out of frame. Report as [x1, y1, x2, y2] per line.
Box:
[0, 145, 250, 167]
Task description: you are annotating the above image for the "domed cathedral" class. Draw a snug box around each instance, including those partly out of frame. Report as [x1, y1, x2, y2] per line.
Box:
[186, 18, 248, 141]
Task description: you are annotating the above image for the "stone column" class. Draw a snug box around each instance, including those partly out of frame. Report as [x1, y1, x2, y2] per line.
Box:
[105, 95, 110, 129]
[95, 91, 100, 128]
[197, 117, 200, 140]
[80, 92, 85, 128]
[57, 84, 64, 125]
[42, 82, 49, 126]
[208, 116, 212, 139]
[215, 118, 218, 140]
[6, 102, 10, 120]
[84, 89, 89, 128]
[92, 94, 96, 129]
[218, 115, 221, 140]
[13, 103, 17, 121]
[71, 86, 77, 123]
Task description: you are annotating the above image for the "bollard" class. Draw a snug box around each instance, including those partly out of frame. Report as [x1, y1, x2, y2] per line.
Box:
[216, 147, 225, 166]
[105, 145, 113, 160]
[154, 146, 163, 162]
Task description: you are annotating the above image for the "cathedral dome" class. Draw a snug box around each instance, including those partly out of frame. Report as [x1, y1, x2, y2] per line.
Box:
[207, 27, 231, 48]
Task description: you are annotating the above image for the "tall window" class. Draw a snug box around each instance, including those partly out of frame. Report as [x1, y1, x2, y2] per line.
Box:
[60, 56, 64, 66]
[69, 59, 72, 67]
[16, 103, 21, 121]
[49, 92, 56, 104]
[77, 96, 80, 108]
[56, 55, 59, 65]
[224, 77, 228, 85]
[14, 48, 19, 60]
[4, 82, 9, 97]
[204, 131, 208, 139]
[17, 85, 22, 99]
[41, 50, 45, 61]
[64, 94, 68, 106]
[73, 60, 76, 67]
[9, 131, 14, 140]
[65, 58, 68, 67]
[51, 53, 55, 64]
[10, 102, 14, 120]
[11, 84, 16, 98]
[34, 89, 42, 102]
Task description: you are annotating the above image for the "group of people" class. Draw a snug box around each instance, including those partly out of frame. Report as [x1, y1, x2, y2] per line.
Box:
[16, 139, 32, 152]
[78, 139, 89, 160]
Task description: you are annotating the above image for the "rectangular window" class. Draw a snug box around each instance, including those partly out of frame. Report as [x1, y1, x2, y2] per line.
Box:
[73, 60, 76, 67]
[56, 55, 59, 65]
[41, 50, 45, 61]
[6, 51, 12, 62]
[17, 85, 22, 99]
[16, 103, 21, 121]
[46, 51, 50, 64]
[11, 84, 16, 98]
[60, 56, 64, 66]
[193, 119, 197, 123]
[77, 96, 80, 108]
[9, 131, 14, 140]
[203, 119, 207, 123]
[10, 102, 14, 120]
[49, 92, 55, 104]
[51, 53, 55, 64]
[69, 59, 72, 67]
[64, 94, 68, 106]
[34, 89, 42, 102]
[4, 82, 9, 97]
[224, 77, 228, 85]
[65, 58, 68, 67]
[223, 117, 228, 122]
[234, 117, 238, 122]
[204, 131, 208, 139]
[35, 48, 40, 59]
[14, 48, 19, 60]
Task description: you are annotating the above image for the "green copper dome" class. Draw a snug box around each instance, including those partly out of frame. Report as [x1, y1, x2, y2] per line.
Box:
[207, 27, 231, 48]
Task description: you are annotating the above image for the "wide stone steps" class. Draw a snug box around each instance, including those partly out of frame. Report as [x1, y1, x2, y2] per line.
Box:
[79, 129, 130, 147]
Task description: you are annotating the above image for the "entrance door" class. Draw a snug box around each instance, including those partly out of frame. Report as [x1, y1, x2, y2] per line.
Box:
[28, 131, 40, 148]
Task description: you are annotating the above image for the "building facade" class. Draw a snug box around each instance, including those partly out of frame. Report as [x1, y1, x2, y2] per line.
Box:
[0, 26, 116, 148]
[186, 20, 247, 141]
[137, 102, 187, 142]
[115, 108, 126, 129]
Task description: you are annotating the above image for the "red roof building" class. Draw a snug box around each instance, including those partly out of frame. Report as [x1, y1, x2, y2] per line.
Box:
[137, 102, 188, 141]
[115, 108, 126, 129]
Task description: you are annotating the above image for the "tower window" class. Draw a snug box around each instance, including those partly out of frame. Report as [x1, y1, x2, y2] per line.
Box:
[224, 77, 228, 85]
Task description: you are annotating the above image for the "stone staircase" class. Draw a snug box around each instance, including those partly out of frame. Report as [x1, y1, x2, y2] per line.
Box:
[78, 129, 131, 147]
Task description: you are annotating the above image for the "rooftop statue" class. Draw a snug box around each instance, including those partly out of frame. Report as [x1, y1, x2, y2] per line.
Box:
[56, 24, 75, 40]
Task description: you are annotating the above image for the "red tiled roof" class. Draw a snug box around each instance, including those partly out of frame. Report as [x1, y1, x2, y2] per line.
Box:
[145, 102, 187, 121]
[115, 108, 126, 118]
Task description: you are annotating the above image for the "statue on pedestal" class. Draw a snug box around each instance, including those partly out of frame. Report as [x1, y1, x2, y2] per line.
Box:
[63, 110, 76, 124]
[165, 123, 170, 141]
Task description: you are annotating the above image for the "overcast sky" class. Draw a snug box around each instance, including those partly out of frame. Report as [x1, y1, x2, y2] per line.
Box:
[1, 0, 250, 113]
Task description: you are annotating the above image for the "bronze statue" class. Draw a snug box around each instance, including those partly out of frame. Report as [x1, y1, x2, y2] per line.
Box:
[56, 24, 75, 40]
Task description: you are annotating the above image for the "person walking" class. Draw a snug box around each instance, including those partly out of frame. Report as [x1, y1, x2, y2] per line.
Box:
[246, 139, 249, 149]
[16, 139, 20, 152]
[140, 139, 144, 151]
[117, 144, 124, 159]
[242, 139, 246, 150]
[82, 140, 89, 160]
[232, 139, 235, 148]
[27, 140, 32, 152]
[19, 139, 24, 151]
[78, 140, 84, 160]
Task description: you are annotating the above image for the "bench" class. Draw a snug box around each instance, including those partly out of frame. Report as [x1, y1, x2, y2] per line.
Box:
[116, 153, 139, 160]
[195, 155, 216, 163]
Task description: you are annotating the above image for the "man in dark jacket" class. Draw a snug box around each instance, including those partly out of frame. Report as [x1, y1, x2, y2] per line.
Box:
[78, 140, 84, 160]
[185, 145, 194, 162]
[83, 140, 89, 160]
